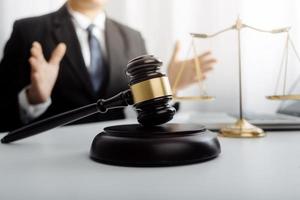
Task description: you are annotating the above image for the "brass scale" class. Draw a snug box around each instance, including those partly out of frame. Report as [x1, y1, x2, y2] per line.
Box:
[171, 17, 300, 138]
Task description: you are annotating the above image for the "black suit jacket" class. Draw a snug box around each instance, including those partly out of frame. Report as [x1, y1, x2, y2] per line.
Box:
[0, 5, 147, 131]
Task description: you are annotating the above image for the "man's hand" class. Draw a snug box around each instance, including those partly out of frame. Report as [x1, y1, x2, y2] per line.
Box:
[168, 41, 216, 91]
[27, 42, 66, 104]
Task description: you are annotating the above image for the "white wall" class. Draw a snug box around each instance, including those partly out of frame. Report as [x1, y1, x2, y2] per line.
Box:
[239, 0, 300, 114]
[106, 0, 300, 115]
[1, 0, 300, 115]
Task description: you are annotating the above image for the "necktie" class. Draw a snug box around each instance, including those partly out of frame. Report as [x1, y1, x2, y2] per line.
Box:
[87, 24, 104, 92]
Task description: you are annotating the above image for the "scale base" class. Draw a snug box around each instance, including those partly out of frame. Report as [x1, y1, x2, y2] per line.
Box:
[220, 118, 265, 138]
[90, 123, 221, 167]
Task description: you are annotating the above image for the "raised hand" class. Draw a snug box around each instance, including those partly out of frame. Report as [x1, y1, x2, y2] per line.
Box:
[167, 41, 217, 90]
[27, 42, 66, 104]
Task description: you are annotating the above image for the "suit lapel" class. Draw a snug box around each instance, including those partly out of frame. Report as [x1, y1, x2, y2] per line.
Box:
[52, 5, 95, 97]
[104, 19, 128, 97]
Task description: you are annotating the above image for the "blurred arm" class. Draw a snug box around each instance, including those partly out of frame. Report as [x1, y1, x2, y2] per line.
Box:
[167, 41, 217, 91]
[18, 86, 51, 123]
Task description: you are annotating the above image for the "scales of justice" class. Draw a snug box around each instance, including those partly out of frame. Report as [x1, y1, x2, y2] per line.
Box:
[172, 17, 300, 138]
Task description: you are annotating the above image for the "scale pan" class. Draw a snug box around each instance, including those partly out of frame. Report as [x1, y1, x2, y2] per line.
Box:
[266, 95, 300, 100]
[173, 95, 215, 101]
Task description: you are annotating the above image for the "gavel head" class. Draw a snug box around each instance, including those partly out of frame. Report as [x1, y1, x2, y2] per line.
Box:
[126, 55, 176, 126]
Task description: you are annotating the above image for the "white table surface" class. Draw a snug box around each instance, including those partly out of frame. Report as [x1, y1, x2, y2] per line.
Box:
[1, 119, 300, 200]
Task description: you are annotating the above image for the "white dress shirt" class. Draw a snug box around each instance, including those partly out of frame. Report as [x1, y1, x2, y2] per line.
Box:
[18, 7, 107, 123]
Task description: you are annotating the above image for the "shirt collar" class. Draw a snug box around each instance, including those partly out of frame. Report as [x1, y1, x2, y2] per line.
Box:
[67, 5, 106, 31]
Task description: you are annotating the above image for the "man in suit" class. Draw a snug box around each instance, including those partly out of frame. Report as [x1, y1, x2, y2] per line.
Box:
[0, 0, 216, 131]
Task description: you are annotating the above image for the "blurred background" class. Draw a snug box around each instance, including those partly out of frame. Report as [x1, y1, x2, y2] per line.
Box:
[1, 0, 300, 116]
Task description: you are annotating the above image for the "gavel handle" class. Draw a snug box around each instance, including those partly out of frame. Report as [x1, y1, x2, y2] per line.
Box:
[1, 90, 133, 143]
